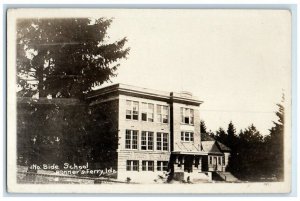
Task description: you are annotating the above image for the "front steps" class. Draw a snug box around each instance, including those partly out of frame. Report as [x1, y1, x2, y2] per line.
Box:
[213, 171, 239, 182]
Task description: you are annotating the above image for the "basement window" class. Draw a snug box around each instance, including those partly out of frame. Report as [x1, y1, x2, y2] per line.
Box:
[126, 160, 139, 171]
[142, 161, 154, 171]
[157, 161, 168, 171]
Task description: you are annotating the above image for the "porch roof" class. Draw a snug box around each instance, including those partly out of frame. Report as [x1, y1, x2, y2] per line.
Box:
[174, 142, 201, 153]
[172, 151, 206, 155]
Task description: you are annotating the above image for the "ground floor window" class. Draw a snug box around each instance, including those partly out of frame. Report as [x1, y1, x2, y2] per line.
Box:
[142, 161, 154, 171]
[157, 132, 169, 151]
[157, 161, 168, 171]
[125, 130, 138, 149]
[208, 155, 225, 167]
[126, 160, 139, 171]
[141, 131, 154, 150]
[209, 156, 212, 165]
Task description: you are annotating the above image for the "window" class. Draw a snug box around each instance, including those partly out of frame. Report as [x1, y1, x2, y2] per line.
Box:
[162, 106, 169, 123]
[209, 156, 212, 165]
[148, 104, 154, 122]
[157, 105, 169, 123]
[141, 103, 147, 121]
[125, 130, 138, 149]
[190, 109, 194, 124]
[157, 105, 162, 122]
[181, 131, 194, 142]
[157, 161, 168, 171]
[157, 132, 169, 151]
[126, 100, 139, 120]
[180, 107, 194, 125]
[141, 131, 154, 150]
[218, 157, 221, 165]
[126, 101, 132, 119]
[142, 103, 147, 121]
[142, 161, 154, 171]
[126, 160, 139, 171]
[142, 103, 154, 122]
[222, 156, 225, 165]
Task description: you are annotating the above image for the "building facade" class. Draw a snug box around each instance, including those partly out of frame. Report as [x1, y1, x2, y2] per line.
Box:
[86, 84, 230, 183]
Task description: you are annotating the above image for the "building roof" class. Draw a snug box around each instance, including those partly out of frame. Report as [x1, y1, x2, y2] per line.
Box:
[217, 142, 231, 152]
[86, 83, 203, 106]
[201, 132, 231, 152]
[201, 141, 223, 154]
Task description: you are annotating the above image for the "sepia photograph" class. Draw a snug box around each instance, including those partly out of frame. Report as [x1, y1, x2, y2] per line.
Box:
[6, 8, 292, 193]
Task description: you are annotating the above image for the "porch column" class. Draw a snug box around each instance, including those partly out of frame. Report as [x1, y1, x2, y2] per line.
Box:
[193, 155, 201, 172]
[198, 156, 202, 171]
[181, 156, 185, 170]
[175, 155, 179, 164]
[192, 155, 198, 172]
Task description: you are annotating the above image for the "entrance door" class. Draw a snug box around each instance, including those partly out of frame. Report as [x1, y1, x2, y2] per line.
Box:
[184, 155, 193, 173]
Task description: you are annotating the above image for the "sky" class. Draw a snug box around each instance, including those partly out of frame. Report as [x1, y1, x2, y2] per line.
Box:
[94, 9, 291, 136]
[12, 9, 291, 136]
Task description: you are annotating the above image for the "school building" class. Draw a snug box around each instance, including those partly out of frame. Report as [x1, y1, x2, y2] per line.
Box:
[86, 84, 232, 182]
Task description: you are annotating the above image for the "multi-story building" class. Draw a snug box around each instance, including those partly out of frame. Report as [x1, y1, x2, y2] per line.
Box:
[86, 84, 230, 183]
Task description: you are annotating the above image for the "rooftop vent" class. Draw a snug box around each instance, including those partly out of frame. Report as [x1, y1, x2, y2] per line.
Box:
[180, 91, 193, 98]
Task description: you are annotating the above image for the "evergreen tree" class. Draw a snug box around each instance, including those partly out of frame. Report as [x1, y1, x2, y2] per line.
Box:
[227, 121, 236, 147]
[265, 99, 284, 181]
[239, 124, 263, 144]
[228, 125, 265, 180]
[207, 130, 216, 138]
[16, 18, 129, 169]
[215, 127, 227, 145]
[17, 18, 129, 98]
[200, 120, 207, 134]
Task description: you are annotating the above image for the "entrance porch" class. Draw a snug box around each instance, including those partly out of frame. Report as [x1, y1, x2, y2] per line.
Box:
[170, 152, 212, 182]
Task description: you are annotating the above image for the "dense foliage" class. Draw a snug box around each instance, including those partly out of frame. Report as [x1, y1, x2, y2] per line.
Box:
[201, 102, 284, 181]
[17, 100, 90, 167]
[16, 18, 129, 172]
[17, 18, 129, 98]
[17, 100, 118, 171]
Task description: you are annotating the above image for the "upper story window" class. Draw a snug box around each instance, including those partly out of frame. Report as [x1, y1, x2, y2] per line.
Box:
[157, 132, 169, 151]
[141, 131, 154, 150]
[180, 107, 194, 125]
[181, 131, 194, 142]
[157, 105, 169, 123]
[126, 100, 139, 120]
[125, 129, 138, 149]
[141, 103, 154, 122]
